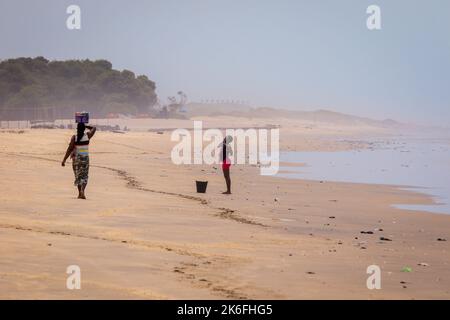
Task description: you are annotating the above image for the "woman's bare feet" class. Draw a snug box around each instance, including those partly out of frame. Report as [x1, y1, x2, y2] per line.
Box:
[222, 191, 231, 194]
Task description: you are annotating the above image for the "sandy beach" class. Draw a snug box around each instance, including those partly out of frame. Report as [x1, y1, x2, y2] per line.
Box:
[1, 118, 449, 299]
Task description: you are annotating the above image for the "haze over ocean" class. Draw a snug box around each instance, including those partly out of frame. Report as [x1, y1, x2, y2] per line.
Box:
[1, 0, 449, 125]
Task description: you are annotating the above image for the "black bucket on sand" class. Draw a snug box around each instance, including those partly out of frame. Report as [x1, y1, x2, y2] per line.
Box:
[196, 181, 208, 193]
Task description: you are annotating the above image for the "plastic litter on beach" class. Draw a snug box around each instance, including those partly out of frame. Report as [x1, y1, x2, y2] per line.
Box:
[401, 267, 412, 273]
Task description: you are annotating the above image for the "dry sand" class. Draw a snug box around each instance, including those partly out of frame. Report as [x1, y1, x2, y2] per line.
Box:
[0, 119, 449, 299]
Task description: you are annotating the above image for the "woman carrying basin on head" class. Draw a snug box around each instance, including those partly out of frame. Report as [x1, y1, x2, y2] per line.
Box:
[61, 122, 96, 199]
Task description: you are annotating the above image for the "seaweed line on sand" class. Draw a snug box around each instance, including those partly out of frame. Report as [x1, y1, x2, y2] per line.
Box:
[96, 165, 266, 227]
[1, 152, 266, 226]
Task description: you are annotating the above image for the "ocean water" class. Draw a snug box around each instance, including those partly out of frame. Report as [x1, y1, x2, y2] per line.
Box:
[278, 138, 450, 214]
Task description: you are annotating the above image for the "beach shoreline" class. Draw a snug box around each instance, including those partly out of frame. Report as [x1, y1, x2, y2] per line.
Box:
[1, 120, 449, 299]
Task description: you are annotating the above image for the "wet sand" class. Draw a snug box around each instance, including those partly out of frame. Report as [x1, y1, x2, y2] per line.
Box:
[1, 120, 449, 299]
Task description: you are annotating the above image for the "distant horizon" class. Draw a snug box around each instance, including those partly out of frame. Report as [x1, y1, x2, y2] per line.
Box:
[186, 100, 447, 127]
[1, 0, 449, 126]
[2, 54, 444, 127]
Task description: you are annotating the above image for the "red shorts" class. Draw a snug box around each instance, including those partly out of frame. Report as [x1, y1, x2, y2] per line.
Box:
[222, 159, 231, 170]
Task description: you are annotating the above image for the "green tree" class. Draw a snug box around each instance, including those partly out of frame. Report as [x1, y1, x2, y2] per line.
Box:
[0, 57, 158, 119]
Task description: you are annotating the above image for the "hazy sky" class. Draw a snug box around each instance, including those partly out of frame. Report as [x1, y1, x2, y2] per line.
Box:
[0, 0, 449, 125]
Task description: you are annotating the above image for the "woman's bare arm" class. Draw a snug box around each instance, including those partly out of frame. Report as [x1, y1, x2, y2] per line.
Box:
[62, 136, 75, 166]
[86, 125, 97, 139]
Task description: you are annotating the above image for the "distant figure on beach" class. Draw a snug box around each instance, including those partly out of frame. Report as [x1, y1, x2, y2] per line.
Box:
[219, 135, 233, 194]
[61, 123, 96, 199]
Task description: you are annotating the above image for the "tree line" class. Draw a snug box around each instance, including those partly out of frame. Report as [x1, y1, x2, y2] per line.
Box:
[0, 57, 157, 120]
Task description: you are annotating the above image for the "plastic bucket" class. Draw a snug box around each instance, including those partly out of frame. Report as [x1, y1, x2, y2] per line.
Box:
[75, 112, 89, 124]
[196, 181, 208, 193]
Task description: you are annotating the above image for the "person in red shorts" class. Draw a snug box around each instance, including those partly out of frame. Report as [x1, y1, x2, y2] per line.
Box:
[219, 135, 233, 194]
